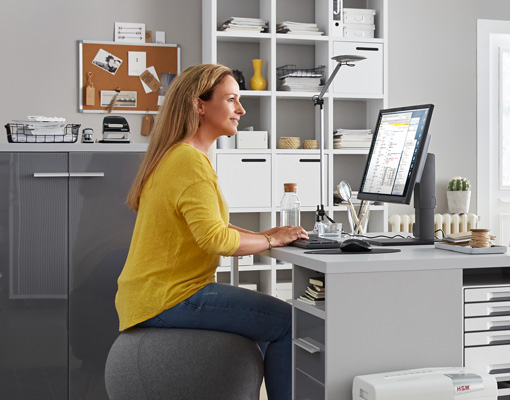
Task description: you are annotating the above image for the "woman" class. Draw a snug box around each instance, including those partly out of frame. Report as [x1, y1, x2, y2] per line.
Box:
[115, 63, 308, 400]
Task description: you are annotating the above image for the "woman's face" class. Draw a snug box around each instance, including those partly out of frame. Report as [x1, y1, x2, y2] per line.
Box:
[198, 75, 246, 137]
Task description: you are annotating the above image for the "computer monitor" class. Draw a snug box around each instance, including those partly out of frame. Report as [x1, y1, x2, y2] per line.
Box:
[357, 104, 436, 245]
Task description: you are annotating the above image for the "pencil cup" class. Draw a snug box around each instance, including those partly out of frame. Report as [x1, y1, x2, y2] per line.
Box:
[347, 203, 370, 234]
[318, 223, 342, 239]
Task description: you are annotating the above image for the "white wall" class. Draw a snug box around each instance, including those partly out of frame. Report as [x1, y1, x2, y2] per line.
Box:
[3, 0, 510, 218]
[0, 0, 202, 145]
[387, 0, 510, 216]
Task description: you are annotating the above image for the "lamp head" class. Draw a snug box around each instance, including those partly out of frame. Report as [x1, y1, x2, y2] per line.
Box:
[332, 55, 366, 65]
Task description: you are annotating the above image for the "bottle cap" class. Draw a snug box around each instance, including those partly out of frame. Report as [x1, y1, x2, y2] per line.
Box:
[284, 183, 297, 192]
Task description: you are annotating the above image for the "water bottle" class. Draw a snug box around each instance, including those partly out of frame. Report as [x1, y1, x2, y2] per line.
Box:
[280, 183, 301, 227]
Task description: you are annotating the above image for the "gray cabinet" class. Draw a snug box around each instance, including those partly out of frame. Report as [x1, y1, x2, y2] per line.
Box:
[0, 151, 143, 400]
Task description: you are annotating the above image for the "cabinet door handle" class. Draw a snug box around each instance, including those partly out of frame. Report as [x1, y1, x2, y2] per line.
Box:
[299, 159, 320, 163]
[293, 337, 322, 353]
[33, 172, 69, 178]
[241, 159, 267, 162]
[69, 172, 105, 178]
[356, 46, 379, 52]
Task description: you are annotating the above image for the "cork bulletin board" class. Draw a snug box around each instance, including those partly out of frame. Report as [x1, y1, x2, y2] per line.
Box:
[78, 40, 180, 114]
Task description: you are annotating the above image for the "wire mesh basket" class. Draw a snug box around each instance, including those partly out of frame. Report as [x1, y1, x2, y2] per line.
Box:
[5, 123, 80, 143]
[276, 64, 325, 79]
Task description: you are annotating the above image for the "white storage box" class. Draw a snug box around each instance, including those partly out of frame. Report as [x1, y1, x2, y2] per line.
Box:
[217, 135, 236, 149]
[236, 130, 268, 149]
[332, 41, 383, 96]
[219, 255, 254, 267]
[343, 24, 375, 39]
[239, 282, 258, 291]
[353, 367, 498, 400]
[343, 8, 376, 25]
[216, 154, 271, 208]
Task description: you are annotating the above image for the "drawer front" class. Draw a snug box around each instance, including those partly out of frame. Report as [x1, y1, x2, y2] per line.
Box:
[465, 286, 510, 303]
[465, 345, 510, 376]
[216, 154, 271, 208]
[332, 42, 383, 95]
[465, 330, 510, 346]
[465, 315, 510, 332]
[275, 154, 326, 208]
[465, 301, 510, 317]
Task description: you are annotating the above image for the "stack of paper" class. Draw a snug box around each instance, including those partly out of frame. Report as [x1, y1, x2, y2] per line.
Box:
[278, 76, 322, 92]
[276, 21, 324, 36]
[219, 17, 268, 32]
[333, 128, 372, 149]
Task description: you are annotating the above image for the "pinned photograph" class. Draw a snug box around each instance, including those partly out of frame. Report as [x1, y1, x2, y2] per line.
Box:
[92, 49, 123, 75]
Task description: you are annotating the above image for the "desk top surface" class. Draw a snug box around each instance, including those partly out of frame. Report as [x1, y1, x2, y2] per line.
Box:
[268, 245, 510, 274]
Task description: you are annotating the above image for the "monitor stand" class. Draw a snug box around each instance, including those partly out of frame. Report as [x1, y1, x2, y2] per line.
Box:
[367, 153, 437, 247]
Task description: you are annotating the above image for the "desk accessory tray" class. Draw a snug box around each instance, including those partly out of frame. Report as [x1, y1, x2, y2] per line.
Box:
[5, 123, 80, 143]
[434, 242, 508, 255]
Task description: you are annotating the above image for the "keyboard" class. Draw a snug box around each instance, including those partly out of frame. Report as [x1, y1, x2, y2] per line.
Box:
[290, 236, 340, 249]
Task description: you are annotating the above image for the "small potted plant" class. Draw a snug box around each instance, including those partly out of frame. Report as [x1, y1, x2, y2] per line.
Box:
[447, 176, 471, 214]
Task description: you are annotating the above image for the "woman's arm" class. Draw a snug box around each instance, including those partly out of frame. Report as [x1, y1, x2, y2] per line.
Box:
[232, 225, 308, 256]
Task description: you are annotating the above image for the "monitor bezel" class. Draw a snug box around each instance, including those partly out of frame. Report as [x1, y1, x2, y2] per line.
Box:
[357, 104, 435, 205]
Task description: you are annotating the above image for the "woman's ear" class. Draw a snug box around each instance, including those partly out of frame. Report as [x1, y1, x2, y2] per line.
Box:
[196, 98, 205, 116]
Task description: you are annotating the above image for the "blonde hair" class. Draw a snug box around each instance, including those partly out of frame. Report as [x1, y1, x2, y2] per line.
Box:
[127, 64, 233, 211]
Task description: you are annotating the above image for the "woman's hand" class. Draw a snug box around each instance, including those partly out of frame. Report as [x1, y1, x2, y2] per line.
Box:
[269, 225, 309, 247]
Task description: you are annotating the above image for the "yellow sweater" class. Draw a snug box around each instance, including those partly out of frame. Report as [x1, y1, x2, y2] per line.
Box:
[115, 143, 241, 331]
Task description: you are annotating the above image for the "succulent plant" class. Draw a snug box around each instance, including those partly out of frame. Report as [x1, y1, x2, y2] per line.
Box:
[447, 176, 471, 191]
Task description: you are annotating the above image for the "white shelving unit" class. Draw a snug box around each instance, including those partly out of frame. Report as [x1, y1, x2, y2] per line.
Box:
[203, 0, 388, 297]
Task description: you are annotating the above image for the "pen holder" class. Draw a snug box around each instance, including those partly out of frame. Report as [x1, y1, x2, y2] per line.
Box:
[347, 201, 370, 234]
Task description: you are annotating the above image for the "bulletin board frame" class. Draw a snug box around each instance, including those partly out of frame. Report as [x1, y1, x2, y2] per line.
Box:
[78, 40, 180, 114]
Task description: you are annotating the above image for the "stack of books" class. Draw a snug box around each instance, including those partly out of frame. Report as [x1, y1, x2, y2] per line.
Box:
[298, 276, 325, 306]
[276, 21, 324, 36]
[219, 17, 268, 33]
[333, 128, 373, 149]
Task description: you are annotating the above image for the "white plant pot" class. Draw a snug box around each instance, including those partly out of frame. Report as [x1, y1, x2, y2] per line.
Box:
[447, 190, 471, 214]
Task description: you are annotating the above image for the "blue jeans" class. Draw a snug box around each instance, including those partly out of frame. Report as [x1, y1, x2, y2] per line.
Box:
[138, 282, 292, 400]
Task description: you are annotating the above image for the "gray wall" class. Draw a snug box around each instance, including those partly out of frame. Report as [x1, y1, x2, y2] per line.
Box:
[388, 0, 510, 215]
[2, 0, 510, 216]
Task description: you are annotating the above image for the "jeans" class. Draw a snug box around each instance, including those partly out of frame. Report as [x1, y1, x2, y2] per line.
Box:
[138, 282, 292, 400]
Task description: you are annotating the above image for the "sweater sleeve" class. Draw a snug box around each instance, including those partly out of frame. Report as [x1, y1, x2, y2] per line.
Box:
[177, 179, 240, 256]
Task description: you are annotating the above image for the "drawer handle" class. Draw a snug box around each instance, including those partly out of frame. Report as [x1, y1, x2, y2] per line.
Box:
[299, 159, 320, 163]
[490, 306, 510, 316]
[489, 292, 510, 301]
[489, 338, 510, 345]
[489, 367, 510, 375]
[293, 337, 322, 354]
[33, 172, 69, 178]
[69, 172, 105, 178]
[241, 159, 267, 162]
[356, 47, 379, 52]
[489, 321, 510, 330]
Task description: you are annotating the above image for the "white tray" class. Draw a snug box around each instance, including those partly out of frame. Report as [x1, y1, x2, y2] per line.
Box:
[434, 242, 508, 255]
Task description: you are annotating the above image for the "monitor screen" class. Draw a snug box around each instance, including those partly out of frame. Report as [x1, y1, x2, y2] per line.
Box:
[357, 104, 434, 205]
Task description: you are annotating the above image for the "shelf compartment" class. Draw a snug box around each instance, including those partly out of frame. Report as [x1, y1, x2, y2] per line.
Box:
[294, 345, 325, 385]
[294, 368, 325, 400]
[216, 31, 272, 43]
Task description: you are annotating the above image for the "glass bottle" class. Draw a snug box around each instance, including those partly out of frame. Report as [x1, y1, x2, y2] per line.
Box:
[280, 183, 301, 227]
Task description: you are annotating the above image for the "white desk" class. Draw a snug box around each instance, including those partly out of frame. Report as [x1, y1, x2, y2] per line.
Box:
[268, 245, 510, 400]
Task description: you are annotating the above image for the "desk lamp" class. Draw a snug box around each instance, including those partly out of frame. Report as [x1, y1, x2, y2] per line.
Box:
[312, 55, 366, 231]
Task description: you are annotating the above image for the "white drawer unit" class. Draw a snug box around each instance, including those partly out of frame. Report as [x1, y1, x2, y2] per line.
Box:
[332, 41, 383, 96]
[216, 154, 271, 208]
[275, 154, 327, 208]
[463, 284, 510, 388]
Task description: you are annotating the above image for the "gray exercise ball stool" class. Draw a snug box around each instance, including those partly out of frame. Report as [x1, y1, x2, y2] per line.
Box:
[105, 327, 264, 400]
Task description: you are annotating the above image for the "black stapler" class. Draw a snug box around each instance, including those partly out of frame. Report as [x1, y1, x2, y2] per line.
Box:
[99, 116, 130, 143]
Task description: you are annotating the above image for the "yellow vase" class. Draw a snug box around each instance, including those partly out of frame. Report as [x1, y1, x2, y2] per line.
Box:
[250, 59, 266, 90]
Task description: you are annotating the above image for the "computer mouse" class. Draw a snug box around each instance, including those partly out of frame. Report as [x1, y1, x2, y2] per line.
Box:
[340, 238, 373, 253]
